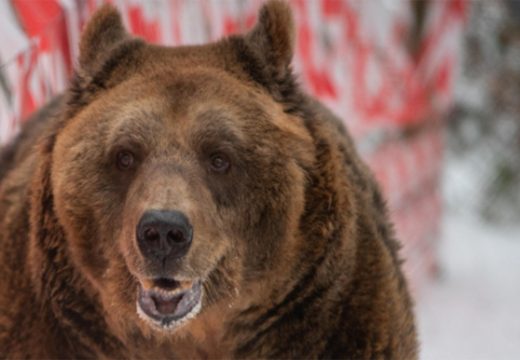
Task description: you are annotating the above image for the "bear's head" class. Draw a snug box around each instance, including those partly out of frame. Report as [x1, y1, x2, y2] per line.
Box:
[33, 1, 319, 337]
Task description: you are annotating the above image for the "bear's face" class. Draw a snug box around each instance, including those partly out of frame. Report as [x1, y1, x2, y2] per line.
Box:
[49, 3, 313, 334]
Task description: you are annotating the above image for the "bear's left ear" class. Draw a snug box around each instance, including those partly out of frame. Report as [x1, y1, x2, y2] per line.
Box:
[68, 5, 143, 114]
[245, 0, 295, 75]
[78, 4, 130, 76]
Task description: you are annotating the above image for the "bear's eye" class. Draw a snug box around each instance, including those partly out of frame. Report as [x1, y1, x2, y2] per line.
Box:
[116, 150, 135, 171]
[209, 153, 230, 173]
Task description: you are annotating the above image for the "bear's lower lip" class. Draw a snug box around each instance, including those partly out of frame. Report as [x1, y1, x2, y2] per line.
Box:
[136, 280, 203, 330]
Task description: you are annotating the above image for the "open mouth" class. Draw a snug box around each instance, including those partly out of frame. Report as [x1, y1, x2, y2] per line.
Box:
[136, 278, 203, 330]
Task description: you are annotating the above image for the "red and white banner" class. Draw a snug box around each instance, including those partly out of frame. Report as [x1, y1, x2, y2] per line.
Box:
[0, 0, 467, 292]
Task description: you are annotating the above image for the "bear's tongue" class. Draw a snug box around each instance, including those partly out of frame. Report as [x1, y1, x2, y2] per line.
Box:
[151, 293, 183, 315]
[137, 281, 203, 326]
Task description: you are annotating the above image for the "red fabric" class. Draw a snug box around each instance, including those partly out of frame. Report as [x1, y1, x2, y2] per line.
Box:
[12, 0, 71, 70]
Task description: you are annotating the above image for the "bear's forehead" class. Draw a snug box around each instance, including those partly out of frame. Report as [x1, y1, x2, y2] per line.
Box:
[87, 65, 282, 128]
[102, 63, 268, 112]
[106, 102, 248, 145]
[62, 51, 300, 152]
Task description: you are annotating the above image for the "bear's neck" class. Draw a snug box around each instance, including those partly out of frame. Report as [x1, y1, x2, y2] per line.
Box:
[28, 165, 127, 357]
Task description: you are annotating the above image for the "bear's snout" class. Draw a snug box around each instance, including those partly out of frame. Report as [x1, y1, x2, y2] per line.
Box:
[136, 210, 193, 264]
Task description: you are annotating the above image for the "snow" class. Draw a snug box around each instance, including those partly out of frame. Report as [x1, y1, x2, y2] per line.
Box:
[417, 212, 520, 360]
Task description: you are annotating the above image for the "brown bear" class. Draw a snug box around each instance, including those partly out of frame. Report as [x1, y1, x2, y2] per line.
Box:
[0, 1, 418, 358]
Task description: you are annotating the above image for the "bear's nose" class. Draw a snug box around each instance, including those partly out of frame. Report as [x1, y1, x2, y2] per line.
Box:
[137, 210, 193, 262]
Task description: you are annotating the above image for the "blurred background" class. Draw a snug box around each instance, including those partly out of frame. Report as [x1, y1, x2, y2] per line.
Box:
[0, 1, 518, 359]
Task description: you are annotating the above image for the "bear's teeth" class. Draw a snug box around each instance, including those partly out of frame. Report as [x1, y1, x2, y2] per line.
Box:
[152, 288, 183, 299]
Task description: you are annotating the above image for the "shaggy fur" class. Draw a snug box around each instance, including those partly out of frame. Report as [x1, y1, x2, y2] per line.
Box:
[0, 1, 418, 358]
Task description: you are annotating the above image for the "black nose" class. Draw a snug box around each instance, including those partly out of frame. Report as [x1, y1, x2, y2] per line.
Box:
[137, 210, 193, 262]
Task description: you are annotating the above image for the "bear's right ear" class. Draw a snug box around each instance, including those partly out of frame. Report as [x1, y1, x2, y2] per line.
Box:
[245, 0, 295, 76]
[78, 4, 129, 76]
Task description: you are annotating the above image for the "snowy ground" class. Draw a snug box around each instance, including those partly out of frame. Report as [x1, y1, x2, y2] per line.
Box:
[417, 212, 520, 360]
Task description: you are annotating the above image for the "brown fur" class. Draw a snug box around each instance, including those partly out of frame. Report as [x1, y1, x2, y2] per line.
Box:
[0, 1, 418, 358]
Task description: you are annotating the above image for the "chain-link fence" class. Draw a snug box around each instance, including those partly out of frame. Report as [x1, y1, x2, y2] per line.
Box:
[446, 0, 520, 225]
